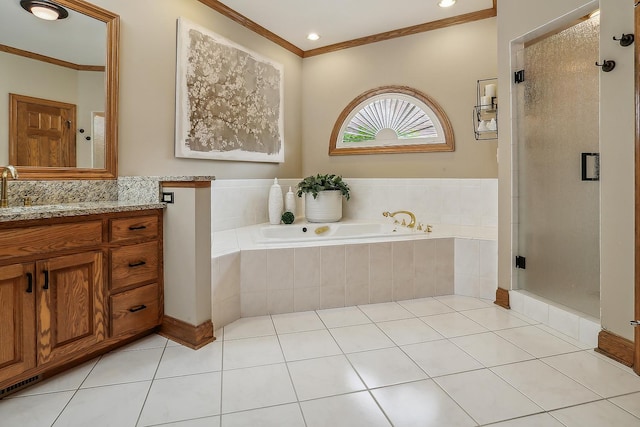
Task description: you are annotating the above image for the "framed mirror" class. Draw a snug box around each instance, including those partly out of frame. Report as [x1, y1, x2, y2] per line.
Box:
[0, 0, 119, 179]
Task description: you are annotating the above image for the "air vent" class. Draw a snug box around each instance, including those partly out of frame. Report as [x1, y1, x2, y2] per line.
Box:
[0, 375, 40, 398]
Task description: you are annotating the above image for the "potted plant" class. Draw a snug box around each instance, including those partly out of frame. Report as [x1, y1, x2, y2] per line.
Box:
[297, 174, 350, 222]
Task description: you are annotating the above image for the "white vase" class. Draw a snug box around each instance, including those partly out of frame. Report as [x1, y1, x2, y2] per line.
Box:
[268, 178, 283, 225]
[284, 186, 296, 216]
[304, 190, 343, 223]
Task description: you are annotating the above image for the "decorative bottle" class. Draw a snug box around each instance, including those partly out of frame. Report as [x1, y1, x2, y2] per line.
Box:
[268, 178, 283, 225]
[284, 186, 296, 217]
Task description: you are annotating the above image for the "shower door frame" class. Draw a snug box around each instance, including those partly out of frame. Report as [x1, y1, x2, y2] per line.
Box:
[634, 2, 640, 375]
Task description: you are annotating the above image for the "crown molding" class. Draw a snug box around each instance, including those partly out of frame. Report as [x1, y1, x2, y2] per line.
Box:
[199, 0, 497, 58]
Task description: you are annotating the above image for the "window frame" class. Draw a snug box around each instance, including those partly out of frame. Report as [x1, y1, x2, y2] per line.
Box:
[329, 85, 455, 155]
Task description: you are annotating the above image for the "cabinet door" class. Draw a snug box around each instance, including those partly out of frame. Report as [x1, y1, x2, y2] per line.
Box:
[0, 264, 36, 382]
[36, 251, 105, 365]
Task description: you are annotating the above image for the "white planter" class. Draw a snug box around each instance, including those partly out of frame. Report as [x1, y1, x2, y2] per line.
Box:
[304, 190, 343, 223]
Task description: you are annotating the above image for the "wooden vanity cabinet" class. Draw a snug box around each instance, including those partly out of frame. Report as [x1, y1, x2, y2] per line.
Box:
[0, 209, 163, 395]
[0, 263, 36, 382]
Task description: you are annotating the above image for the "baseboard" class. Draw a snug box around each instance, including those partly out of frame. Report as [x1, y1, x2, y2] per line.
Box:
[596, 330, 634, 368]
[494, 287, 510, 309]
[159, 316, 215, 349]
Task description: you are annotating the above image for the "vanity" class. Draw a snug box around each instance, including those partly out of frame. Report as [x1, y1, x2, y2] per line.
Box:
[0, 0, 171, 396]
[0, 204, 164, 395]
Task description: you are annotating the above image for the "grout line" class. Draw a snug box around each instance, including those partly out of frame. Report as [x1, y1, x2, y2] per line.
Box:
[268, 314, 309, 427]
[133, 339, 169, 427]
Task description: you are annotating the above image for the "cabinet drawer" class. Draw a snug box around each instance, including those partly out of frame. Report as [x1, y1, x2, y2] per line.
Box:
[110, 215, 158, 243]
[0, 221, 102, 259]
[111, 241, 158, 290]
[111, 283, 159, 337]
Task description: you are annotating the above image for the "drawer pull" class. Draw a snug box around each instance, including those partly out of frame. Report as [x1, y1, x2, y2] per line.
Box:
[42, 270, 49, 290]
[129, 304, 147, 313]
[128, 225, 147, 231]
[26, 272, 33, 293]
[128, 261, 146, 268]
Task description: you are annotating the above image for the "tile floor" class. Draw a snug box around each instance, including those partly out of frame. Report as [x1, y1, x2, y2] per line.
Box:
[2, 295, 640, 426]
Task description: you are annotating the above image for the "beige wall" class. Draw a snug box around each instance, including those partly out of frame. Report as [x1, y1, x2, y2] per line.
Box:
[301, 18, 498, 178]
[498, 0, 636, 340]
[91, 0, 303, 179]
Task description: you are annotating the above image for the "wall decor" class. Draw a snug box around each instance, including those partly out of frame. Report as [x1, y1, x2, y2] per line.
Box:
[175, 17, 284, 163]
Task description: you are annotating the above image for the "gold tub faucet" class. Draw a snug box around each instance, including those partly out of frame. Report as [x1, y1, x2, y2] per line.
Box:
[1, 165, 18, 208]
[382, 210, 416, 228]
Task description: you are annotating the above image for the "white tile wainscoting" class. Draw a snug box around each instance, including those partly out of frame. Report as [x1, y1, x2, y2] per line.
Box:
[211, 178, 498, 234]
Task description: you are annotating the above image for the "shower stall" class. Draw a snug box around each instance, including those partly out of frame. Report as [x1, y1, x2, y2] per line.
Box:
[515, 15, 601, 318]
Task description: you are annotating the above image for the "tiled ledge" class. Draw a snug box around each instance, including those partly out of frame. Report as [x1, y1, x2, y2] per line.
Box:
[509, 290, 601, 348]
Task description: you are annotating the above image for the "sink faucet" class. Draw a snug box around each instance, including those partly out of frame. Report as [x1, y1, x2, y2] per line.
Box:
[1, 165, 18, 208]
[383, 210, 416, 228]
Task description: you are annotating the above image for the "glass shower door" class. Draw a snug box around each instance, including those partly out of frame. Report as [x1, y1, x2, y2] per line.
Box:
[516, 16, 600, 318]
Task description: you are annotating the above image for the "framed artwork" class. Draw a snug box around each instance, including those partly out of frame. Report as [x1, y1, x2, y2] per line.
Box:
[175, 17, 284, 163]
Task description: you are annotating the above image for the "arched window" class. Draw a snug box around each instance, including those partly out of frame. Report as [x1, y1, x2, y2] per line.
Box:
[329, 85, 454, 155]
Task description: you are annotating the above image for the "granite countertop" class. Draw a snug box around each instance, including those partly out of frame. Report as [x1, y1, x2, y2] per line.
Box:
[0, 201, 166, 222]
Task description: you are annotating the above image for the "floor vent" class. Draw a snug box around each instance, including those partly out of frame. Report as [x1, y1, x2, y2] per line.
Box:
[0, 375, 41, 399]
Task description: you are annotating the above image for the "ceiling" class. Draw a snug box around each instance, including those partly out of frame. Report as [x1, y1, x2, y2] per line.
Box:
[0, 1, 105, 66]
[217, 0, 495, 52]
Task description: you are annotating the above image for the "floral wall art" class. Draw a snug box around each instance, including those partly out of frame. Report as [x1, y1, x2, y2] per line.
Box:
[175, 18, 284, 163]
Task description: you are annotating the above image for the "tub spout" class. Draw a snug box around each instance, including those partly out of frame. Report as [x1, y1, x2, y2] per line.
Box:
[1, 165, 18, 208]
[382, 210, 416, 228]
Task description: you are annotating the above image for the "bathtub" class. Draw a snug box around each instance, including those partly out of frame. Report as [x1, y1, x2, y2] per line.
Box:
[255, 221, 416, 243]
[221, 219, 496, 252]
[211, 219, 498, 329]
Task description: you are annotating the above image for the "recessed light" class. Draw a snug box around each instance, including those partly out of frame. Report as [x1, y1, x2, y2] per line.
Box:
[20, 0, 69, 20]
[307, 33, 320, 41]
[438, 0, 456, 7]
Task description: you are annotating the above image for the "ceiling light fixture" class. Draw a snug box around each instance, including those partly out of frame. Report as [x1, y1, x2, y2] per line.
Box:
[20, 0, 69, 20]
[438, 0, 456, 7]
[307, 33, 320, 41]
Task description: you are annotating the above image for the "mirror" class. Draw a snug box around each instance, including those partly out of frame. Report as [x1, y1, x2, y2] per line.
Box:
[0, 0, 118, 179]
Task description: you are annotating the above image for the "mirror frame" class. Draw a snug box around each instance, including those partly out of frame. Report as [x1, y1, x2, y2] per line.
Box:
[12, 0, 119, 180]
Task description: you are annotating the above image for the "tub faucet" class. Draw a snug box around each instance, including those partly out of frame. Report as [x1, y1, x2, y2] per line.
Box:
[1, 165, 18, 208]
[383, 210, 416, 228]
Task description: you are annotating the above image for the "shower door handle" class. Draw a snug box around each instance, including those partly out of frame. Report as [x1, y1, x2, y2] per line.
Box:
[581, 153, 599, 181]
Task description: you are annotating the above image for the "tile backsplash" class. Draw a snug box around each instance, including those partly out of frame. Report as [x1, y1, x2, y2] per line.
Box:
[212, 178, 498, 234]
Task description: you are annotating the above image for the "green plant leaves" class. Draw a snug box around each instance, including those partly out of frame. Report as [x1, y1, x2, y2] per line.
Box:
[296, 174, 350, 200]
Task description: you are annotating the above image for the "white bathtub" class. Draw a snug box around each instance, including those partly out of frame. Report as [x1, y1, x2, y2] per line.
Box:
[215, 219, 496, 254]
[255, 221, 415, 243]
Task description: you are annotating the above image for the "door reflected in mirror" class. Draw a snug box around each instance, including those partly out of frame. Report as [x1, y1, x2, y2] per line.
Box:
[0, 0, 118, 179]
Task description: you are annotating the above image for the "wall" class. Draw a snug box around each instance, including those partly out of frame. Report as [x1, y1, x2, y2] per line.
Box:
[301, 18, 498, 178]
[91, 0, 303, 179]
[497, 0, 636, 341]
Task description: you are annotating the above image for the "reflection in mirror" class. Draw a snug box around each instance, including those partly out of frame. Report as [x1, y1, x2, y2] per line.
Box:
[0, 0, 118, 179]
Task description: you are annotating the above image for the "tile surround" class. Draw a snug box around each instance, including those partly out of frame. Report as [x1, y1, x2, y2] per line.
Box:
[210, 177, 499, 331]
